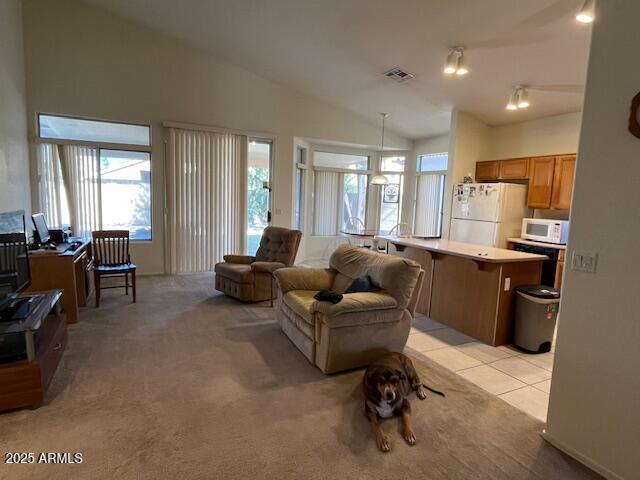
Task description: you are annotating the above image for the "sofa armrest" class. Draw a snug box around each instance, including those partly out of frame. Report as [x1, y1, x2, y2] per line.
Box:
[312, 291, 398, 317]
[274, 267, 335, 295]
[252, 261, 286, 274]
[223, 254, 256, 264]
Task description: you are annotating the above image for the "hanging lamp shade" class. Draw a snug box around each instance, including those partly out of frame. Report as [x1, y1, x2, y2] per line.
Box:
[370, 113, 390, 185]
[370, 174, 389, 185]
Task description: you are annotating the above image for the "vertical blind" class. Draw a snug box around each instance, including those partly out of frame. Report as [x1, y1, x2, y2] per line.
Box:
[313, 170, 339, 235]
[59, 145, 102, 238]
[415, 174, 444, 236]
[37, 144, 68, 228]
[167, 128, 246, 273]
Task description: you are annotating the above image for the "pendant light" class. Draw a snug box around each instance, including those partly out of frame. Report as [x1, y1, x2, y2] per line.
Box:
[370, 113, 390, 185]
[576, 0, 595, 23]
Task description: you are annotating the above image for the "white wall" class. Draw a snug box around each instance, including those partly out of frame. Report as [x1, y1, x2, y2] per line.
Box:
[0, 0, 30, 216]
[444, 111, 491, 238]
[544, 2, 640, 479]
[21, 0, 411, 273]
[486, 112, 582, 159]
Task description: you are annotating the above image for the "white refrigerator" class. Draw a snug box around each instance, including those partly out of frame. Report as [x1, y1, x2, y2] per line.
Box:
[449, 183, 529, 248]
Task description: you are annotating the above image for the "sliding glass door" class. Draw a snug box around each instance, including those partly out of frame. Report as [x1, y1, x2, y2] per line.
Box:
[247, 139, 272, 255]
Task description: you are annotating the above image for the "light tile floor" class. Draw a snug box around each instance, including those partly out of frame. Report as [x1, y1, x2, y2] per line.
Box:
[405, 314, 554, 422]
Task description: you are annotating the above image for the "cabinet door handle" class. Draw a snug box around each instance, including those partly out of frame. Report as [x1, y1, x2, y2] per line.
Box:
[53, 343, 63, 351]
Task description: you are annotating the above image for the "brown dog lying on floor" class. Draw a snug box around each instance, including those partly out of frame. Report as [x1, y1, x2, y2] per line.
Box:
[363, 352, 444, 452]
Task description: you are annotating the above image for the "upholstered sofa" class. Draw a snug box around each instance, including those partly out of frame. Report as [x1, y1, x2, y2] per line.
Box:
[215, 226, 302, 302]
[273, 244, 424, 374]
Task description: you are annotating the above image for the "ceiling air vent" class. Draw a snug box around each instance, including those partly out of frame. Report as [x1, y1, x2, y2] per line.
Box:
[383, 68, 415, 83]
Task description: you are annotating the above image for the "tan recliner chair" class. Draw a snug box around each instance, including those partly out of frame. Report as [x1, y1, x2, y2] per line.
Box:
[274, 244, 424, 374]
[215, 226, 302, 302]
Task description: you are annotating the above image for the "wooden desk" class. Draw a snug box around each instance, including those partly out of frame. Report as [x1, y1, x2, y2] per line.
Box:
[25, 240, 93, 323]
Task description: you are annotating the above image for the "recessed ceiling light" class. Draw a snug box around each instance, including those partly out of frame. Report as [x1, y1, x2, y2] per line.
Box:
[576, 0, 595, 23]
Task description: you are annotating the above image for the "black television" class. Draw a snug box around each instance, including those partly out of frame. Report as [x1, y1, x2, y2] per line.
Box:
[0, 211, 31, 319]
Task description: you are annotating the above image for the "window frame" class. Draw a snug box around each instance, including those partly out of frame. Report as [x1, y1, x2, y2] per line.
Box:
[378, 155, 406, 234]
[294, 146, 308, 231]
[34, 112, 153, 242]
[310, 148, 373, 236]
[413, 151, 448, 238]
[37, 112, 152, 152]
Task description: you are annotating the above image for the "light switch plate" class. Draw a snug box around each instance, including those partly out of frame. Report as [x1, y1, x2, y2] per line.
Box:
[572, 250, 598, 273]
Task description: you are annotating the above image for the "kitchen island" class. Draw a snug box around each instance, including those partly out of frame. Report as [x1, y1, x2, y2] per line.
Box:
[378, 236, 547, 346]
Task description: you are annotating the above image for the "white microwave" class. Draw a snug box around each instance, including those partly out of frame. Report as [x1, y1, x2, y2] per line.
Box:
[521, 218, 570, 244]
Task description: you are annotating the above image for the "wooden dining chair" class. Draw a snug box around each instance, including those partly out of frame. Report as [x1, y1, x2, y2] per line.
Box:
[92, 230, 136, 307]
[0, 233, 28, 291]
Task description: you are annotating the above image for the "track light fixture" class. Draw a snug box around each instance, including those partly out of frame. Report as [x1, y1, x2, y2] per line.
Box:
[443, 48, 469, 76]
[506, 86, 530, 111]
[576, 0, 595, 23]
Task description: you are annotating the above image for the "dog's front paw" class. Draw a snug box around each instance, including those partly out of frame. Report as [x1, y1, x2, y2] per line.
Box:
[376, 435, 391, 452]
[403, 429, 416, 445]
[416, 387, 427, 400]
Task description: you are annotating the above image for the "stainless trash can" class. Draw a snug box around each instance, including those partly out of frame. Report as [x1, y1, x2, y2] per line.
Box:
[514, 285, 560, 353]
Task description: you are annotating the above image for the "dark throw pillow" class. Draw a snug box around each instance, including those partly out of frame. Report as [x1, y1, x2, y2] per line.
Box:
[343, 275, 373, 294]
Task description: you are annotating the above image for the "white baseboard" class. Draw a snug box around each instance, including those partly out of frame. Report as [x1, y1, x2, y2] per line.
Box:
[541, 430, 624, 480]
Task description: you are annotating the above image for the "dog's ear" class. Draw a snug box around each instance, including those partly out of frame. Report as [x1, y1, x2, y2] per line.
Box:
[365, 368, 378, 387]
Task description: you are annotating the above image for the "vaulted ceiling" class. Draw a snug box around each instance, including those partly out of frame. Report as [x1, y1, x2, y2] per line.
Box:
[82, 0, 591, 139]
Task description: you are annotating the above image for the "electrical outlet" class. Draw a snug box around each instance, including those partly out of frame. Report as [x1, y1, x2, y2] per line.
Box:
[571, 250, 598, 273]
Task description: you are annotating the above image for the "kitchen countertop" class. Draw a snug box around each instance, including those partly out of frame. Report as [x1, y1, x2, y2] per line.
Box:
[507, 237, 567, 250]
[376, 236, 548, 263]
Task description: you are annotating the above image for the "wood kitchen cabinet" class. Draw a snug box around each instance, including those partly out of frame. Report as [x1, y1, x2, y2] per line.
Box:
[550, 155, 576, 210]
[475, 160, 500, 181]
[476, 158, 529, 181]
[527, 156, 556, 208]
[499, 158, 529, 179]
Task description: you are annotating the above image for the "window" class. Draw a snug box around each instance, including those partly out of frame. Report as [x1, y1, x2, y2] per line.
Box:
[380, 174, 404, 233]
[36, 114, 152, 240]
[38, 114, 151, 146]
[313, 151, 368, 170]
[342, 173, 367, 230]
[294, 146, 307, 231]
[100, 150, 151, 240]
[312, 151, 369, 236]
[378, 156, 406, 234]
[414, 152, 448, 237]
[381, 155, 405, 172]
[418, 152, 448, 172]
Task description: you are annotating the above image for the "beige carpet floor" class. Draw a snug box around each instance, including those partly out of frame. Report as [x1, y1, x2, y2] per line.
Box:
[0, 274, 600, 480]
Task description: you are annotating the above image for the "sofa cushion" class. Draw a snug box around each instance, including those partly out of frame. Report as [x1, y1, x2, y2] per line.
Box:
[312, 291, 398, 317]
[329, 244, 421, 310]
[283, 290, 317, 323]
[255, 226, 302, 265]
[214, 262, 254, 283]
